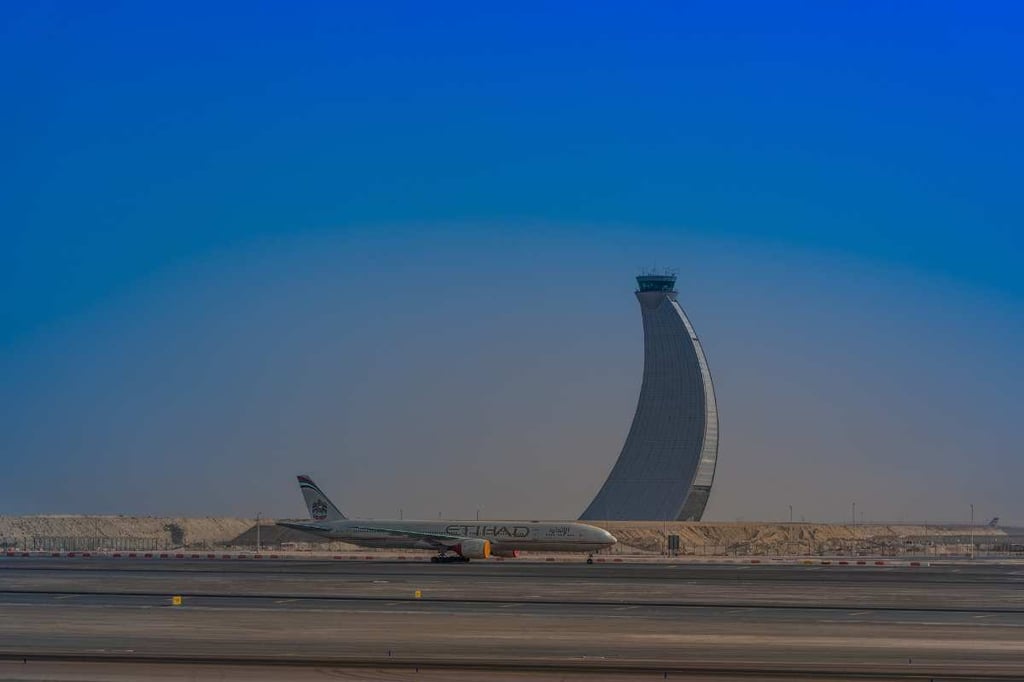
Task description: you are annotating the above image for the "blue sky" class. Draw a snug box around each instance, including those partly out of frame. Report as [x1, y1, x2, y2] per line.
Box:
[2, 3, 1022, 522]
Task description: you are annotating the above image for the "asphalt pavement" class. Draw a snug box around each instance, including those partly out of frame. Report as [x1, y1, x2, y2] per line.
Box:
[1, 558, 1022, 680]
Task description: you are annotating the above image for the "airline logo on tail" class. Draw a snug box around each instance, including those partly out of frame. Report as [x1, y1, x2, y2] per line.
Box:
[297, 475, 347, 522]
[310, 499, 329, 521]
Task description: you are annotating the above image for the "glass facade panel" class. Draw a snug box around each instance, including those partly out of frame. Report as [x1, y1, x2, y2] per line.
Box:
[580, 275, 718, 521]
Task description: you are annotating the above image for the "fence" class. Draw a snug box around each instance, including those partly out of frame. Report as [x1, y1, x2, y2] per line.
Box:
[3, 535, 1022, 557]
[645, 538, 1024, 558]
[2, 537, 173, 552]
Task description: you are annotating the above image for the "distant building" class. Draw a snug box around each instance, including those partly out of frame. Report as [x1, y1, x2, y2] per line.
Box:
[580, 274, 719, 521]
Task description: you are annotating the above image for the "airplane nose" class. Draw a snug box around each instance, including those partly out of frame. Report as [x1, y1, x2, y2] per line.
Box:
[601, 529, 617, 545]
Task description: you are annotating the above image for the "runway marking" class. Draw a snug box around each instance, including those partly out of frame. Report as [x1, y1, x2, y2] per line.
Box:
[973, 614, 997, 619]
[498, 603, 521, 608]
[274, 599, 298, 604]
[53, 595, 78, 600]
[726, 608, 752, 614]
[817, 619, 1024, 628]
[615, 605, 641, 611]
[817, 619, 948, 626]
[848, 610, 871, 616]
[83, 649, 135, 654]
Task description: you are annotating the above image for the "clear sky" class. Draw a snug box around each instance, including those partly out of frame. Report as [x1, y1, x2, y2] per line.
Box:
[2, 2, 1022, 523]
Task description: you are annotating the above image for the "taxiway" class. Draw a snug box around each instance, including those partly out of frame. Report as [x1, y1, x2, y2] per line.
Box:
[1, 559, 1022, 680]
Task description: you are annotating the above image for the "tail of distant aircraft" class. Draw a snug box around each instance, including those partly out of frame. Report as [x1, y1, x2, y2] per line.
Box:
[297, 475, 347, 522]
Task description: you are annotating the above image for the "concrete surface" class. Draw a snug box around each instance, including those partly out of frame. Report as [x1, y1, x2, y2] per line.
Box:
[1, 559, 1022, 680]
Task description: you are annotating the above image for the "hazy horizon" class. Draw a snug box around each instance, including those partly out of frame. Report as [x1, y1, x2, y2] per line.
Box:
[3, 4, 1022, 525]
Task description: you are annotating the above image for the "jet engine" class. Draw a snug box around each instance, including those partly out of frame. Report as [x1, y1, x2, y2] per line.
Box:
[453, 538, 491, 559]
[491, 548, 520, 558]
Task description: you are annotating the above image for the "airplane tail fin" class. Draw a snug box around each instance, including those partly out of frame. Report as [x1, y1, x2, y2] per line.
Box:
[297, 475, 346, 522]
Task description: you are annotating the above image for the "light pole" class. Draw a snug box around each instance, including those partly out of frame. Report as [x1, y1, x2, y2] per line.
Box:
[852, 502, 856, 525]
[789, 505, 793, 523]
[255, 512, 261, 553]
[970, 503, 975, 559]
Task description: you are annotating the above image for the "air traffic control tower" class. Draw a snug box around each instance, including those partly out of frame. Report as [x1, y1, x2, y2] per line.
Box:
[580, 274, 719, 521]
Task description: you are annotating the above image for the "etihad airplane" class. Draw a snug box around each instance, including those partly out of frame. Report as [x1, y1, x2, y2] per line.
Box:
[277, 475, 617, 563]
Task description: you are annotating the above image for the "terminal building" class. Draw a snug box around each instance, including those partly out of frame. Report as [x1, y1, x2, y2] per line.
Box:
[580, 274, 719, 521]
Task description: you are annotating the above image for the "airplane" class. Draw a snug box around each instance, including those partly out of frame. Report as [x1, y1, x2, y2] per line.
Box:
[276, 475, 617, 563]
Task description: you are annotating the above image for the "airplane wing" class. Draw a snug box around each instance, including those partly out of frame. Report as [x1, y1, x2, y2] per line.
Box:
[351, 525, 465, 548]
[276, 520, 334, 533]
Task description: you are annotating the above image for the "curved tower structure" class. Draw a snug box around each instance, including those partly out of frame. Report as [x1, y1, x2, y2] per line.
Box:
[580, 274, 719, 521]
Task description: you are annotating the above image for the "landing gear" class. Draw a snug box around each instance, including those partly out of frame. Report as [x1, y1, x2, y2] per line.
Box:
[431, 554, 470, 564]
[586, 553, 594, 565]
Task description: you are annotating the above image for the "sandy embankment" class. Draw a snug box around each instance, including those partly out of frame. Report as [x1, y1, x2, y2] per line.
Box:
[0, 515, 1009, 555]
[594, 521, 1008, 555]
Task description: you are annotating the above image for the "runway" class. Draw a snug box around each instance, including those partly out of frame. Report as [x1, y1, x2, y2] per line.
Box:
[1, 559, 1023, 680]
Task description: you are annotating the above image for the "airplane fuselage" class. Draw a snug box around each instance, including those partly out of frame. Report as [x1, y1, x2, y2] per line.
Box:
[283, 518, 615, 554]
[282, 475, 617, 560]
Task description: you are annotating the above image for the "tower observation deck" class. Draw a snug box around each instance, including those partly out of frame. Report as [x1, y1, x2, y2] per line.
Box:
[580, 273, 719, 521]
